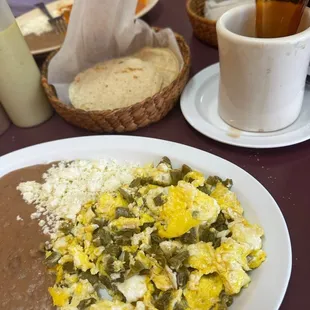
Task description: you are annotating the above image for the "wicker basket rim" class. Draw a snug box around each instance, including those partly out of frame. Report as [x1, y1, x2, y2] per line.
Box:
[42, 30, 190, 116]
[186, 0, 217, 25]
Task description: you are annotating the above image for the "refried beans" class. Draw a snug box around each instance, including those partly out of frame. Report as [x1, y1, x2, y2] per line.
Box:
[0, 164, 55, 310]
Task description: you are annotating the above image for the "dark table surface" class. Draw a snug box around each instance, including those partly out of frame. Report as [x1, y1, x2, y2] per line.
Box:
[1, 0, 309, 309]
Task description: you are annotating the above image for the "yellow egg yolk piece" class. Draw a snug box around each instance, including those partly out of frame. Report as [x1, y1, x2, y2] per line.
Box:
[96, 192, 127, 220]
[187, 242, 217, 275]
[48, 287, 70, 307]
[215, 239, 251, 294]
[211, 183, 244, 218]
[157, 184, 200, 238]
[184, 274, 223, 310]
[248, 249, 267, 269]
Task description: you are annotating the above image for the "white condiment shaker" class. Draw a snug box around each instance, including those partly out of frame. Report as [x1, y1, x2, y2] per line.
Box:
[0, 103, 10, 135]
[0, 0, 53, 128]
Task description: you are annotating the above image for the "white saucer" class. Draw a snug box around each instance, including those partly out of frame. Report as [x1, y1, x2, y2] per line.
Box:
[181, 63, 310, 148]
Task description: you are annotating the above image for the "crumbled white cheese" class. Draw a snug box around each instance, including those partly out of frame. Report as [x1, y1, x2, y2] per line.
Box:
[17, 160, 136, 235]
[30, 212, 41, 220]
[16, 215, 23, 221]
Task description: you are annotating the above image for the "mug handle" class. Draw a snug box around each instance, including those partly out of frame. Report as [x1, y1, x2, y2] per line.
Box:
[307, 66, 310, 85]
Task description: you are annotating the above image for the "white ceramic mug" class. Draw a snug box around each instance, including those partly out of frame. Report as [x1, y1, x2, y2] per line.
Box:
[216, 4, 310, 132]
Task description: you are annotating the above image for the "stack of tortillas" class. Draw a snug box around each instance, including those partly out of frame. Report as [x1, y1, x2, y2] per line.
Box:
[69, 47, 180, 111]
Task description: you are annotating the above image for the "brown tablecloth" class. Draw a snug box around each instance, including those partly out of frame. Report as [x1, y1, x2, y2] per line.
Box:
[0, 1, 309, 309]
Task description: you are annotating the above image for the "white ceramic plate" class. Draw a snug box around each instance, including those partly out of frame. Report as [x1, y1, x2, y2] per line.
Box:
[16, 0, 159, 55]
[0, 136, 291, 310]
[181, 63, 310, 148]
[0, 136, 292, 310]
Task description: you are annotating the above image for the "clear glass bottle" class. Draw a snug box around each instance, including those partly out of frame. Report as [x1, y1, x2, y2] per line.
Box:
[0, 0, 53, 128]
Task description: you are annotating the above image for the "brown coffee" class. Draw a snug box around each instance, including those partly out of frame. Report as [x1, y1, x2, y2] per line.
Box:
[256, 0, 308, 38]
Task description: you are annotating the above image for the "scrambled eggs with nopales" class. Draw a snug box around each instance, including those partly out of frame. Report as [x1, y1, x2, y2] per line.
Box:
[44, 157, 266, 309]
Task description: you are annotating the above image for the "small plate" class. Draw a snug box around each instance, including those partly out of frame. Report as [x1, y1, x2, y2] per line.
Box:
[136, 0, 159, 18]
[181, 63, 310, 148]
[16, 0, 159, 55]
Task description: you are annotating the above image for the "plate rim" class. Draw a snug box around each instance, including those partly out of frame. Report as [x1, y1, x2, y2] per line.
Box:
[16, 0, 159, 55]
[181, 63, 310, 149]
[135, 0, 159, 18]
[0, 135, 292, 309]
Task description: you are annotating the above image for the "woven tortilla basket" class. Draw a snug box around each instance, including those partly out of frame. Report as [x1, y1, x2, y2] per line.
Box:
[186, 0, 218, 47]
[41, 31, 191, 133]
